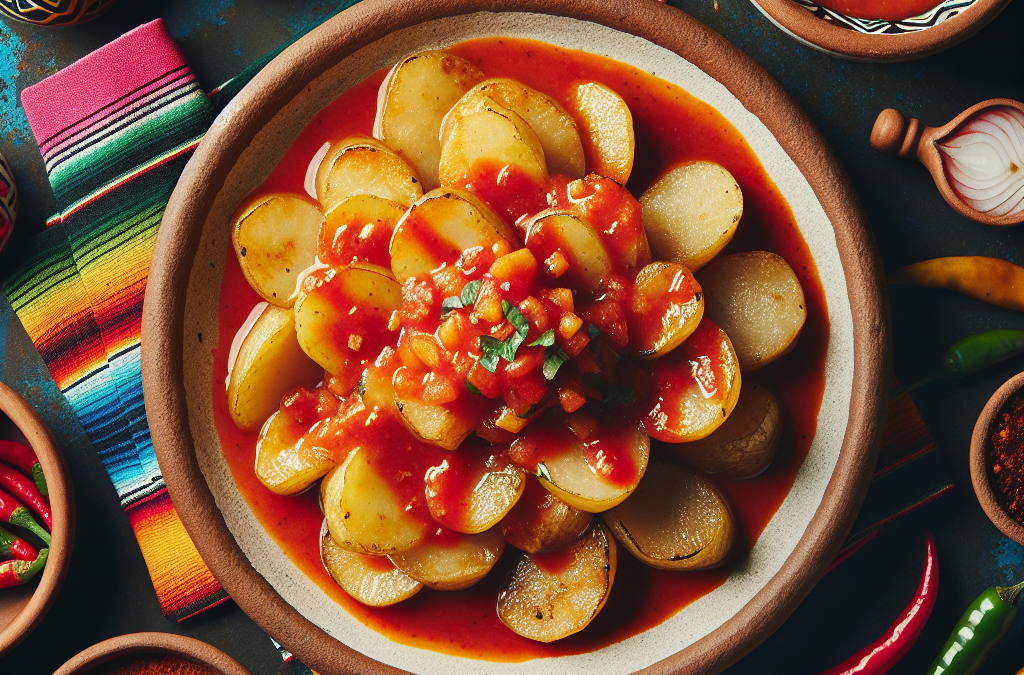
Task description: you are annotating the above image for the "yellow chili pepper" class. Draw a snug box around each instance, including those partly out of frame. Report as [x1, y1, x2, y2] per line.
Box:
[888, 256, 1024, 312]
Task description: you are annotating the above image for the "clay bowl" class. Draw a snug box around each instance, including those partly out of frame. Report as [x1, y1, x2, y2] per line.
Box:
[52, 632, 250, 675]
[0, 381, 74, 656]
[970, 372, 1024, 545]
[871, 100, 1024, 227]
[141, 1, 890, 674]
[749, 0, 1011, 62]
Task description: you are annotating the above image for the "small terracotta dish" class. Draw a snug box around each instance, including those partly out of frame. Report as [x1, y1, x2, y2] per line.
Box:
[749, 0, 1011, 61]
[52, 632, 251, 675]
[142, 1, 890, 674]
[871, 100, 1024, 227]
[0, 381, 75, 656]
[970, 372, 1024, 545]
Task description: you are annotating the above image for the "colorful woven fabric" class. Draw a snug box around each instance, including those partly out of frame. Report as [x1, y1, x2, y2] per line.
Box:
[5, 19, 225, 621]
[0, 153, 15, 255]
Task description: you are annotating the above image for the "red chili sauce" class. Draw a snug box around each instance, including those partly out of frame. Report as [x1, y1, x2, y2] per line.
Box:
[815, 0, 938, 22]
[211, 37, 829, 661]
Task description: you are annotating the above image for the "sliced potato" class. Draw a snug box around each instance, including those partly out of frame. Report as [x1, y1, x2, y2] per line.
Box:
[315, 137, 422, 211]
[497, 523, 617, 642]
[629, 261, 704, 358]
[524, 210, 611, 292]
[389, 188, 515, 283]
[321, 452, 377, 554]
[501, 476, 592, 553]
[458, 78, 585, 178]
[232, 193, 323, 307]
[321, 522, 422, 606]
[394, 395, 476, 452]
[570, 82, 634, 184]
[294, 262, 402, 376]
[424, 451, 526, 533]
[697, 251, 807, 370]
[227, 303, 323, 432]
[666, 382, 781, 479]
[641, 162, 743, 271]
[604, 460, 734, 570]
[389, 527, 505, 590]
[255, 410, 334, 496]
[319, 194, 406, 268]
[438, 95, 547, 188]
[374, 51, 485, 190]
[340, 446, 429, 555]
[644, 318, 742, 443]
[510, 417, 650, 513]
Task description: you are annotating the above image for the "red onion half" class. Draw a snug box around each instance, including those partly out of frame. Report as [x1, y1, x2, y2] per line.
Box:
[939, 106, 1024, 218]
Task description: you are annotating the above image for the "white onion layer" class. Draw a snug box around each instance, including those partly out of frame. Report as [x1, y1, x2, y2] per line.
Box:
[939, 106, 1024, 217]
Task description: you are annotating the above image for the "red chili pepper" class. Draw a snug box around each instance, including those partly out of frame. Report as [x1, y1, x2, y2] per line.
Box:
[0, 525, 37, 561]
[0, 463, 50, 529]
[0, 440, 47, 498]
[0, 487, 49, 546]
[816, 532, 938, 675]
[0, 548, 47, 589]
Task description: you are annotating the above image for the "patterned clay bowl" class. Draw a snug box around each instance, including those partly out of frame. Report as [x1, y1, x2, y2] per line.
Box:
[970, 372, 1024, 546]
[0, 381, 75, 656]
[141, 1, 890, 674]
[750, 0, 1012, 61]
[52, 632, 250, 675]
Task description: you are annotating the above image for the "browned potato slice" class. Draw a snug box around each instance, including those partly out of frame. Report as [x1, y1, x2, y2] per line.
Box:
[389, 527, 505, 590]
[438, 96, 547, 188]
[524, 210, 611, 292]
[232, 193, 323, 307]
[255, 410, 334, 495]
[457, 79, 585, 178]
[318, 194, 405, 269]
[511, 418, 650, 513]
[604, 460, 734, 570]
[227, 303, 323, 432]
[641, 162, 743, 271]
[321, 452, 378, 554]
[630, 261, 704, 358]
[501, 476, 592, 553]
[315, 137, 422, 211]
[497, 523, 617, 642]
[570, 82, 634, 184]
[425, 452, 526, 533]
[394, 396, 475, 452]
[373, 51, 485, 190]
[389, 188, 515, 283]
[294, 262, 402, 376]
[666, 383, 781, 479]
[321, 522, 422, 606]
[644, 318, 742, 443]
[698, 251, 807, 370]
[340, 447, 429, 555]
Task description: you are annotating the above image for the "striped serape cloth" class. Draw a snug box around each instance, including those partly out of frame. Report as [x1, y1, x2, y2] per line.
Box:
[3, 18, 226, 621]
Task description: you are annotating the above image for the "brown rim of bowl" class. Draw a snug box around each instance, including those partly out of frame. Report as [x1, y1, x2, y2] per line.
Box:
[52, 632, 251, 675]
[749, 0, 1012, 62]
[140, 1, 891, 673]
[970, 372, 1024, 545]
[0, 381, 75, 657]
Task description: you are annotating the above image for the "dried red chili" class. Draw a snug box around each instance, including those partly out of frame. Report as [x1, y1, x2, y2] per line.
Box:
[93, 655, 218, 675]
[988, 392, 1024, 522]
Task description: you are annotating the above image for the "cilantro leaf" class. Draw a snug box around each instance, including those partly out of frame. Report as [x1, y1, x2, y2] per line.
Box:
[517, 403, 544, 419]
[479, 352, 500, 373]
[440, 296, 463, 318]
[586, 324, 602, 338]
[502, 300, 529, 337]
[465, 380, 482, 396]
[583, 374, 636, 404]
[529, 329, 556, 347]
[460, 280, 481, 306]
[542, 346, 570, 380]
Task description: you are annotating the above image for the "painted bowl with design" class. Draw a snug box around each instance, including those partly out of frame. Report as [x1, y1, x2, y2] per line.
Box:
[0, 0, 116, 27]
[141, 0, 890, 673]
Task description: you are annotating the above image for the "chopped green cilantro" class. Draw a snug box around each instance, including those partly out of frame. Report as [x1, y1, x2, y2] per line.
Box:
[529, 329, 556, 347]
[542, 347, 570, 380]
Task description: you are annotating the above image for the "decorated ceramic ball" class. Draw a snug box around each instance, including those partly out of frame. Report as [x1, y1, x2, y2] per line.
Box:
[0, 154, 17, 255]
[0, 0, 116, 26]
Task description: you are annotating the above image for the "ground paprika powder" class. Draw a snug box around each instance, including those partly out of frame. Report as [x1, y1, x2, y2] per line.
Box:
[988, 392, 1024, 523]
[92, 655, 218, 675]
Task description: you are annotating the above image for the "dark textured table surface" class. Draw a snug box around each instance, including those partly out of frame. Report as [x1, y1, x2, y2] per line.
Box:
[1, 0, 1023, 673]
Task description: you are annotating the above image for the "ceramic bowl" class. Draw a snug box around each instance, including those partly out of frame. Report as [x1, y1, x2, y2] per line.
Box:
[52, 632, 250, 675]
[0, 381, 74, 657]
[141, 1, 890, 674]
[750, 0, 1011, 62]
[970, 372, 1024, 545]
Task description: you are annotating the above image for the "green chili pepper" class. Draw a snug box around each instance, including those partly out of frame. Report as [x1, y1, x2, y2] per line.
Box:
[926, 578, 1024, 675]
[942, 330, 1024, 378]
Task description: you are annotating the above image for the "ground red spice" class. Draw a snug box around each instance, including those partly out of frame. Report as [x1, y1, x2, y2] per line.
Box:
[92, 654, 218, 675]
[988, 393, 1024, 522]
